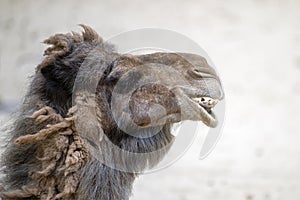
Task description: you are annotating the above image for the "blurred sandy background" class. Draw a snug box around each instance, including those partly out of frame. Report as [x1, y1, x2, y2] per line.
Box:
[1, 0, 300, 199]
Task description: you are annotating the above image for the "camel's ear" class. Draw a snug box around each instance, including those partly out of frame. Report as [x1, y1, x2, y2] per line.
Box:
[79, 24, 103, 43]
[105, 63, 124, 83]
[105, 55, 143, 85]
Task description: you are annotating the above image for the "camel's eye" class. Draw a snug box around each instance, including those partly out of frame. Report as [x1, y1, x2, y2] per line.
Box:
[187, 68, 203, 79]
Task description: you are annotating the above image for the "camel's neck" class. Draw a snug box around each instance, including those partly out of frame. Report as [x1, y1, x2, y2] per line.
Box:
[77, 125, 174, 200]
[77, 160, 137, 200]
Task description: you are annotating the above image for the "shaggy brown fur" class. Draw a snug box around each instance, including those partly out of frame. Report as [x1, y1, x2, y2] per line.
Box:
[0, 25, 223, 200]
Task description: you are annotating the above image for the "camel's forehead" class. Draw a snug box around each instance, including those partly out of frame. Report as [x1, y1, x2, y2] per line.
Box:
[136, 52, 216, 74]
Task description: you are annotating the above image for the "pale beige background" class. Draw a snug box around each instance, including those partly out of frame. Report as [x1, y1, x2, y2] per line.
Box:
[1, 0, 300, 200]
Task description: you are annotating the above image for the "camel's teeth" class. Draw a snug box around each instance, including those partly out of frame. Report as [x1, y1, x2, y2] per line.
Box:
[193, 97, 218, 108]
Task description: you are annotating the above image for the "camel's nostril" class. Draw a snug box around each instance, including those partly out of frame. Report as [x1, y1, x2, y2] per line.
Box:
[201, 97, 205, 102]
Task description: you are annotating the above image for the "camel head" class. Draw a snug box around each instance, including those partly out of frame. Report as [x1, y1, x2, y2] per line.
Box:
[37, 25, 224, 136]
[104, 52, 224, 131]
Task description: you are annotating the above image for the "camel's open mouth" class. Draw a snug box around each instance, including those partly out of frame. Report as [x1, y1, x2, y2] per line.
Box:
[192, 97, 218, 127]
[193, 97, 218, 113]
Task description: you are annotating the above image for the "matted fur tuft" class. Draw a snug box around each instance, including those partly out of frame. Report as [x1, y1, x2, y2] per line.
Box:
[79, 24, 103, 42]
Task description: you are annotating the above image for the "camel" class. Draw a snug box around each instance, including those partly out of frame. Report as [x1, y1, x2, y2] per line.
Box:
[0, 25, 224, 200]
